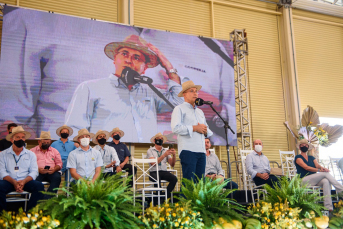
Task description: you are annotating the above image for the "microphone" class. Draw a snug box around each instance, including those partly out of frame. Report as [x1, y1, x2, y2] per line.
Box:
[121, 67, 153, 85]
[195, 98, 213, 106]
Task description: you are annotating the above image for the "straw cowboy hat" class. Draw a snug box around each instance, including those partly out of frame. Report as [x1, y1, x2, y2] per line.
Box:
[73, 129, 95, 142]
[6, 126, 32, 141]
[56, 124, 74, 137]
[36, 131, 52, 140]
[296, 139, 314, 151]
[109, 127, 125, 138]
[150, 133, 168, 144]
[178, 80, 202, 97]
[104, 34, 158, 68]
[92, 130, 110, 145]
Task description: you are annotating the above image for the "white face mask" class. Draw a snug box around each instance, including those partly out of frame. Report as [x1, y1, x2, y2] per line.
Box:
[80, 137, 90, 147]
[255, 145, 263, 153]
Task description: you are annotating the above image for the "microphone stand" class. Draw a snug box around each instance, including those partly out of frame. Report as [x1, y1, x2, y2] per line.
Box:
[208, 103, 235, 198]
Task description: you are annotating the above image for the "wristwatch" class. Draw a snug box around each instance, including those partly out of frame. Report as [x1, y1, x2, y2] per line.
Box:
[167, 68, 178, 74]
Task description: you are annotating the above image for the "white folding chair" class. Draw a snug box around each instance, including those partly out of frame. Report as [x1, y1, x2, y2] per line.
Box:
[237, 149, 254, 191]
[329, 157, 343, 185]
[132, 157, 167, 215]
[6, 191, 31, 211]
[241, 156, 265, 204]
[279, 150, 295, 176]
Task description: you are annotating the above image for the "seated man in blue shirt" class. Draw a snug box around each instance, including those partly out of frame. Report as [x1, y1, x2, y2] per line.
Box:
[51, 125, 78, 181]
[146, 133, 177, 198]
[66, 129, 103, 183]
[92, 130, 121, 177]
[0, 126, 44, 211]
[107, 127, 137, 187]
[205, 138, 238, 197]
[245, 139, 279, 188]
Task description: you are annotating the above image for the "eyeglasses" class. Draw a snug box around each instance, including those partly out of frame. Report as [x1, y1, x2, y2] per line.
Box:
[118, 50, 146, 63]
[185, 89, 198, 94]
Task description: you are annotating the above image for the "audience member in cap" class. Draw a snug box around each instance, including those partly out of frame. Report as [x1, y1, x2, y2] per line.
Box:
[30, 131, 62, 199]
[0, 126, 44, 211]
[0, 123, 18, 151]
[65, 35, 183, 143]
[66, 129, 103, 183]
[171, 80, 213, 182]
[93, 130, 121, 177]
[295, 139, 343, 211]
[204, 138, 238, 198]
[245, 139, 279, 188]
[146, 133, 177, 198]
[51, 125, 78, 181]
[108, 127, 137, 187]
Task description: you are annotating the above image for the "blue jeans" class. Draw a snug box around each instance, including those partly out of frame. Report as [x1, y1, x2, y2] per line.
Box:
[223, 179, 238, 199]
[179, 150, 206, 183]
[36, 172, 61, 199]
[0, 180, 44, 211]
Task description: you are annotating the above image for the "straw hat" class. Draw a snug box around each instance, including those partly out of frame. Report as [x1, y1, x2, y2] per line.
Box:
[150, 133, 167, 144]
[92, 130, 110, 145]
[73, 129, 95, 142]
[109, 127, 125, 138]
[36, 131, 52, 140]
[6, 126, 32, 141]
[56, 124, 74, 137]
[296, 139, 314, 151]
[104, 35, 158, 68]
[178, 80, 202, 97]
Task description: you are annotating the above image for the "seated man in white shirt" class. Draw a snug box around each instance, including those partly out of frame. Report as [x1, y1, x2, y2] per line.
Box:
[66, 129, 103, 183]
[92, 130, 121, 177]
[146, 133, 177, 198]
[205, 138, 238, 197]
[245, 139, 279, 188]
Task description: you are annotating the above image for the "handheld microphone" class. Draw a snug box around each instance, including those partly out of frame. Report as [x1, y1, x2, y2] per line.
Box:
[121, 67, 153, 85]
[195, 98, 213, 106]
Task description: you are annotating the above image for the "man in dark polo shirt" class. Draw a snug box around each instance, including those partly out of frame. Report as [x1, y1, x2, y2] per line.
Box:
[0, 123, 17, 151]
[107, 127, 137, 187]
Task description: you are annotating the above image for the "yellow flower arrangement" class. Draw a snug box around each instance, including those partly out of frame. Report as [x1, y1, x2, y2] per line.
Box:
[0, 207, 60, 229]
[247, 199, 310, 229]
[141, 200, 204, 229]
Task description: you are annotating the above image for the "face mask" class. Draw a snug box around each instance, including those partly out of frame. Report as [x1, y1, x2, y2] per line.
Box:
[300, 146, 309, 153]
[41, 143, 50, 150]
[98, 138, 107, 145]
[13, 139, 25, 148]
[255, 145, 263, 153]
[9, 132, 12, 134]
[80, 138, 90, 147]
[60, 133, 69, 139]
[113, 134, 120, 141]
[155, 139, 163, 146]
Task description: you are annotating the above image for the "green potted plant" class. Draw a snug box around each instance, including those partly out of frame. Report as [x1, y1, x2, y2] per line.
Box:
[39, 173, 142, 229]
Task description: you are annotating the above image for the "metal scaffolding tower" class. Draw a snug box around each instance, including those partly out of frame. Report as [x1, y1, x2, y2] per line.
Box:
[230, 29, 252, 150]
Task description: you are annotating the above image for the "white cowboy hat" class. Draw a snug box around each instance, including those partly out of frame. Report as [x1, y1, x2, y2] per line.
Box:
[109, 127, 125, 138]
[6, 126, 32, 141]
[36, 131, 52, 140]
[150, 132, 168, 144]
[56, 124, 74, 137]
[104, 34, 158, 68]
[92, 130, 110, 145]
[73, 129, 95, 142]
[178, 80, 202, 97]
[296, 139, 314, 151]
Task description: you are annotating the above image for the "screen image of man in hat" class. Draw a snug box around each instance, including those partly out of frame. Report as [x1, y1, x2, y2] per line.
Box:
[65, 34, 183, 143]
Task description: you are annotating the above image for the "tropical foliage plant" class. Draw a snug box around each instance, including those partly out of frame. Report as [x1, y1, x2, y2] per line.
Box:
[39, 172, 142, 229]
[178, 176, 244, 228]
[263, 175, 324, 218]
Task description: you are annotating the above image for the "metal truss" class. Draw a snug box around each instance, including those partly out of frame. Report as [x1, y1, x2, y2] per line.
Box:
[230, 29, 252, 151]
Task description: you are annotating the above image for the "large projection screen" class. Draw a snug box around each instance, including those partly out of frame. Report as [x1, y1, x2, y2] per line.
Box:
[0, 6, 237, 146]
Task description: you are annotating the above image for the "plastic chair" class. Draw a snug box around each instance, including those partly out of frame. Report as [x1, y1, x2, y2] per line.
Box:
[241, 155, 265, 204]
[132, 157, 167, 215]
[279, 150, 295, 176]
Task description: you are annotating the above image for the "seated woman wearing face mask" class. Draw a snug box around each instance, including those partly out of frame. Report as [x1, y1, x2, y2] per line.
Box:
[295, 139, 343, 212]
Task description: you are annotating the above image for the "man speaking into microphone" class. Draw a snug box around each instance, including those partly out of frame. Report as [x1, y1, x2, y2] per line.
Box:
[65, 35, 183, 142]
[171, 80, 213, 182]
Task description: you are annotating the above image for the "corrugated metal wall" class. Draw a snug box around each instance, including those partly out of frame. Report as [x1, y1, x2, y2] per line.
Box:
[293, 9, 343, 118]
